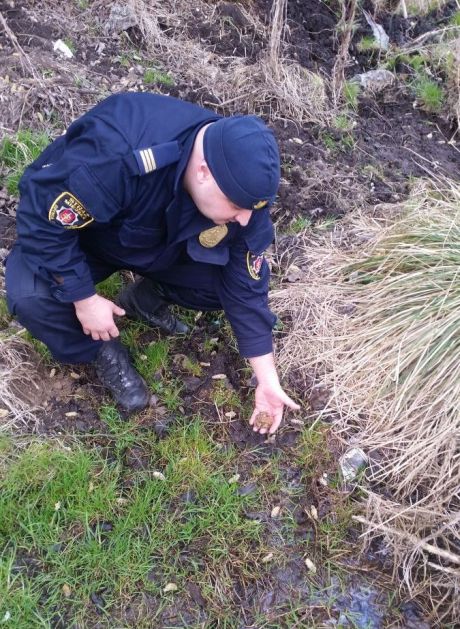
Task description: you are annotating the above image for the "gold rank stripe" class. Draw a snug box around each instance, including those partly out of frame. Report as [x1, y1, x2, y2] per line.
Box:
[139, 148, 156, 173]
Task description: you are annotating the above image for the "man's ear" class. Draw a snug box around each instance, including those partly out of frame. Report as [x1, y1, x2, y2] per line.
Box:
[196, 159, 212, 184]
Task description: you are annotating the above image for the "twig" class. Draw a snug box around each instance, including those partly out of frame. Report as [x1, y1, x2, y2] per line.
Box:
[332, 0, 358, 103]
[0, 11, 40, 80]
[426, 561, 460, 578]
[353, 515, 460, 567]
[402, 26, 460, 49]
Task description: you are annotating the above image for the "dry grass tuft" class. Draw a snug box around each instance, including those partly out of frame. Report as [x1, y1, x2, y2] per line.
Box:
[0, 338, 43, 430]
[271, 178, 460, 621]
[404, 0, 451, 15]
[131, 0, 332, 124]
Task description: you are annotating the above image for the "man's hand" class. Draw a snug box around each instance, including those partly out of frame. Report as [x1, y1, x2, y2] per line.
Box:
[74, 294, 125, 341]
[248, 353, 300, 435]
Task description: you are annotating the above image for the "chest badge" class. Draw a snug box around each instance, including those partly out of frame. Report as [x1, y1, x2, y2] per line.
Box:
[198, 224, 228, 248]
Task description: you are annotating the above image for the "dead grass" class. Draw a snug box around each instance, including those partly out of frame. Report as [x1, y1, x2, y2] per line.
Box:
[0, 338, 43, 430]
[271, 178, 460, 622]
[131, 0, 333, 124]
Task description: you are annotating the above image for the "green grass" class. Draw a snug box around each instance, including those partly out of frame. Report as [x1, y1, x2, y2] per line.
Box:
[343, 81, 361, 111]
[0, 297, 11, 328]
[449, 10, 460, 26]
[295, 423, 332, 472]
[289, 215, 312, 234]
[135, 339, 169, 379]
[0, 130, 50, 195]
[96, 272, 123, 301]
[356, 35, 379, 52]
[151, 378, 183, 411]
[181, 355, 202, 377]
[22, 332, 54, 364]
[322, 131, 355, 154]
[333, 113, 354, 132]
[413, 77, 444, 112]
[63, 37, 76, 54]
[143, 68, 174, 87]
[211, 380, 242, 410]
[0, 419, 263, 626]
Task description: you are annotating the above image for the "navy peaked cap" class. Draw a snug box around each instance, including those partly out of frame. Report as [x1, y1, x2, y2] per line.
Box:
[203, 115, 280, 211]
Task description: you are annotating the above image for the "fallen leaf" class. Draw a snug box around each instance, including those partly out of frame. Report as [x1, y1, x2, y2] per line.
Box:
[163, 582, 178, 593]
[270, 505, 281, 519]
[65, 411, 78, 417]
[199, 362, 210, 367]
[70, 372, 80, 380]
[0, 409, 9, 418]
[261, 552, 274, 563]
[228, 474, 240, 484]
[212, 373, 227, 380]
[310, 505, 318, 520]
[225, 411, 236, 419]
[54, 501, 61, 511]
[62, 584, 71, 598]
[152, 471, 166, 481]
[49, 368, 56, 377]
[305, 558, 317, 574]
[88, 481, 95, 493]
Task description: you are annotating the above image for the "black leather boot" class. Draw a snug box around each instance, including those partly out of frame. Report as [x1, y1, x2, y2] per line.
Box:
[95, 340, 150, 413]
[117, 278, 189, 335]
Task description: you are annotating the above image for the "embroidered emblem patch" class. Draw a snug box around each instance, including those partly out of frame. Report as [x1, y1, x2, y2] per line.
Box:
[247, 251, 264, 280]
[199, 224, 228, 248]
[253, 200, 268, 210]
[48, 192, 94, 229]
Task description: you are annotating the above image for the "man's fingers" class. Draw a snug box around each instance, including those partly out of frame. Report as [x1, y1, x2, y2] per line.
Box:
[108, 326, 120, 338]
[281, 393, 300, 410]
[268, 415, 283, 434]
[83, 327, 90, 335]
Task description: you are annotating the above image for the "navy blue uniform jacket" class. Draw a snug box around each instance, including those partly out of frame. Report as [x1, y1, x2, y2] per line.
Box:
[15, 93, 276, 357]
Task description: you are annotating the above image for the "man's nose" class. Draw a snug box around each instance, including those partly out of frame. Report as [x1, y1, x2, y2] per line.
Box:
[235, 210, 252, 226]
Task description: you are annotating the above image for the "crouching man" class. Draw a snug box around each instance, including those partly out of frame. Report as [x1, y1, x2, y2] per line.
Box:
[5, 93, 299, 434]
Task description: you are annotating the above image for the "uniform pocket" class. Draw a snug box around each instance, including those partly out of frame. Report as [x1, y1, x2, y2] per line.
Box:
[68, 165, 123, 222]
[187, 237, 229, 265]
[5, 246, 50, 314]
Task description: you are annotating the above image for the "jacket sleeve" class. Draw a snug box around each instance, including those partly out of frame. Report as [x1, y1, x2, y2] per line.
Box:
[16, 114, 134, 303]
[216, 211, 276, 358]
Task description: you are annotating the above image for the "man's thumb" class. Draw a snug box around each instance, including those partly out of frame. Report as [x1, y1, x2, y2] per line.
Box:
[113, 305, 126, 316]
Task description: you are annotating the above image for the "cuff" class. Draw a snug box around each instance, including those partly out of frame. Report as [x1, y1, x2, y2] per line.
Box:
[51, 277, 96, 303]
[237, 333, 273, 358]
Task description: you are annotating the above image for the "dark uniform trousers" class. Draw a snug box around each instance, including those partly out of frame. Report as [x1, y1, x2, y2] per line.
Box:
[5, 245, 222, 364]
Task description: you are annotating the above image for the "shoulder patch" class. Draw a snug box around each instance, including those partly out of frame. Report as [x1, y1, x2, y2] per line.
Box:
[48, 192, 94, 229]
[247, 251, 264, 280]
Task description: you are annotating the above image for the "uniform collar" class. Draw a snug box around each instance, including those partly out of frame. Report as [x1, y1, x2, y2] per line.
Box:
[167, 118, 219, 242]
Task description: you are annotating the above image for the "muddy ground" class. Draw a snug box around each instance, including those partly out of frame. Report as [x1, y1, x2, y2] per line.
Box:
[0, 0, 459, 626]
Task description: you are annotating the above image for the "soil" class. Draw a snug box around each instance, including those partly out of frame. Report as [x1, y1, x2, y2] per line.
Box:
[0, 0, 458, 626]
